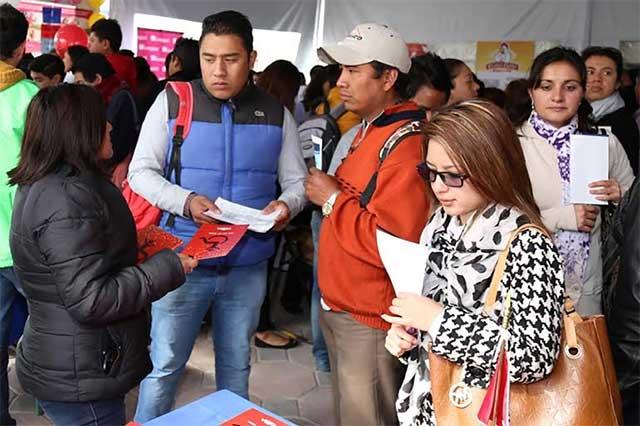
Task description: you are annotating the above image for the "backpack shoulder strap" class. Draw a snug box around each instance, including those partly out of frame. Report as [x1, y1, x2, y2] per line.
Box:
[359, 120, 422, 208]
[167, 81, 194, 141]
[164, 81, 194, 227]
[329, 102, 346, 120]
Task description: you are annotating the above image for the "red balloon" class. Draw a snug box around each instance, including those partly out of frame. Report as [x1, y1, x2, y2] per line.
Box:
[54, 24, 88, 57]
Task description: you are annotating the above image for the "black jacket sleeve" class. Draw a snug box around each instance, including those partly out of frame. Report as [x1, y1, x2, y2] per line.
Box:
[608, 179, 640, 392]
[107, 90, 139, 165]
[32, 180, 184, 327]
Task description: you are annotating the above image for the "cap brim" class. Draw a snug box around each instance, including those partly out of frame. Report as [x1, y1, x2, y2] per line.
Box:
[317, 44, 372, 67]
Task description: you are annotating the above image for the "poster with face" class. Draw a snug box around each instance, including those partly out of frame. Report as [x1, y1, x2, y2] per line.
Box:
[476, 40, 535, 89]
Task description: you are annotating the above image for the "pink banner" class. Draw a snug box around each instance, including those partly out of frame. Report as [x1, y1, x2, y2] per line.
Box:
[137, 28, 183, 79]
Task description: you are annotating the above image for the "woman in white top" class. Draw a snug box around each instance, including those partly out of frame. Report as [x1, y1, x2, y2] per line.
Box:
[514, 47, 634, 316]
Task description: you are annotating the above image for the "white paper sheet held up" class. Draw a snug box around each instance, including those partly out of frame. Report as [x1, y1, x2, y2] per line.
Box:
[203, 198, 281, 233]
[311, 135, 323, 169]
[376, 229, 428, 295]
[569, 134, 609, 205]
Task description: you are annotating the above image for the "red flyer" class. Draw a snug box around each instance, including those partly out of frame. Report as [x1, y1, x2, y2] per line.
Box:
[136, 225, 183, 263]
[182, 224, 248, 260]
[220, 408, 287, 426]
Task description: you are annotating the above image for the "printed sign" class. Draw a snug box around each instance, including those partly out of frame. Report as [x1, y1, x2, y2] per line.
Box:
[137, 27, 183, 79]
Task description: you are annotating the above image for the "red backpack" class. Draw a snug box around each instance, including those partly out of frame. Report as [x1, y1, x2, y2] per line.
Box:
[122, 81, 194, 230]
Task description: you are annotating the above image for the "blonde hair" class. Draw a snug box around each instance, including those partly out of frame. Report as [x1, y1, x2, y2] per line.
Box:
[423, 100, 545, 230]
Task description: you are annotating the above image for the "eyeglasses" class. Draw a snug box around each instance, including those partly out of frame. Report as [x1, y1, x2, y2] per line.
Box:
[416, 162, 469, 188]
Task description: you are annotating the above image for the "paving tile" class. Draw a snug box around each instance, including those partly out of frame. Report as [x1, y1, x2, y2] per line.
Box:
[315, 370, 332, 387]
[129, 385, 140, 397]
[177, 365, 205, 394]
[174, 386, 216, 409]
[257, 347, 289, 362]
[249, 362, 317, 400]
[286, 416, 321, 426]
[13, 412, 52, 426]
[299, 386, 336, 426]
[188, 328, 215, 374]
[7, 360, 24, 395]
[201, 371, 216, 388]
[262, 398, 300, 418]
[9, 393, 38, 414]
[287, 343, 315, 370]
[125, 390, 139, 423]
[299, 324, 312, 342]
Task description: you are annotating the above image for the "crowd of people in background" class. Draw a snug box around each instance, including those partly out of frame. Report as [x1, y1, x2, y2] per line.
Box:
[0, 2, 639, 425]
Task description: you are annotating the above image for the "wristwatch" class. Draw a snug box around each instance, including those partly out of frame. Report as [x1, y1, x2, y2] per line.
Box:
[322, 191, 341, 217]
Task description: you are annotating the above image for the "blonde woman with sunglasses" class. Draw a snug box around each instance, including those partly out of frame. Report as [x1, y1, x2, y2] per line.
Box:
[383, 100, 565, 425]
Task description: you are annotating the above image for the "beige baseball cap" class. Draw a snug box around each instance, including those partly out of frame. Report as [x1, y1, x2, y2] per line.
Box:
[318, 23, 411, 74]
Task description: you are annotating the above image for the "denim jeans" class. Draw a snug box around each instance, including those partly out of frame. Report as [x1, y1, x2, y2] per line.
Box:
[0, 268, 25, 426]
[134, 262, 267, 423]
[39, 397, 124, 426]
[310, 211, 330, 372]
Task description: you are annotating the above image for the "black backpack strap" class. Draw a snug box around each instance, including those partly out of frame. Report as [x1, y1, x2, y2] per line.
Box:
[359, 121, 422, 208]
[165, 128, 185, 227]
[329, 102, 346, 120]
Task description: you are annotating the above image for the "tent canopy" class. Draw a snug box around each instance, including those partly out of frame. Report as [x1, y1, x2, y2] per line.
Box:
[111, 0, 639, 74]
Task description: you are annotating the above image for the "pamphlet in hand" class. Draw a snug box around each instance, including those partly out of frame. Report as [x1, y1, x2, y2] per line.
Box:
[220, 408, 288, 426]
[570, 133, 609, 205]
[136, 225, 183, 264]
[203, 197, 281, 233]
[181, 223, 248, 260]
[376, 228, 428, 296]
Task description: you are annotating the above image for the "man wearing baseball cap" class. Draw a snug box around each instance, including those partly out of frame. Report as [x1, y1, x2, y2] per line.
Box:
[305, 23, 431, 425]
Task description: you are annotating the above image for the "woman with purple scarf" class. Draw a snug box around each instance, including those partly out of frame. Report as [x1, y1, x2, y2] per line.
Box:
[515, 47, 634, 316]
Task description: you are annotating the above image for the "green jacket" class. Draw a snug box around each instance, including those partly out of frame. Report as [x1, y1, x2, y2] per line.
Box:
[0, 61, 38, 268]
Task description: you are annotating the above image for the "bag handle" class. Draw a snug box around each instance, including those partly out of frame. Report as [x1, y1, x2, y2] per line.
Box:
[482, 223, 583, 354]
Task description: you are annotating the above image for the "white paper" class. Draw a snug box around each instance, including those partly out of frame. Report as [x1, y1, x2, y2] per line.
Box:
[570, 134, 609, 205]
[203, 198, 281, 233]
[311, 135, 323, 169]
[376, 229, 428, 295]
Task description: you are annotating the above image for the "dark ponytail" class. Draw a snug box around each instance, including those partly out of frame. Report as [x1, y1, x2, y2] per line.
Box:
[515, 46, 595, 132]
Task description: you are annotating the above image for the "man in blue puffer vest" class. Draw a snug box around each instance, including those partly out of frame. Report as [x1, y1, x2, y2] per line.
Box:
[128, 11, 307, 422]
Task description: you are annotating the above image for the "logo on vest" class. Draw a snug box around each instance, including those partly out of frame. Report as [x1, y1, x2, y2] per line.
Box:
[254, 110, 265, 117]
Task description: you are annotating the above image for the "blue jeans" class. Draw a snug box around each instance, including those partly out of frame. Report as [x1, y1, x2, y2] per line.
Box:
[0, 268, 24, 425]
[39, 397, 124, 426]
[310, 212, 330, 372]
[134, 262, 267, 423]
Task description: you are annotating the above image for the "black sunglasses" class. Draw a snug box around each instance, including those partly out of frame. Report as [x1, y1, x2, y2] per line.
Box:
[416, 162, 469, 188]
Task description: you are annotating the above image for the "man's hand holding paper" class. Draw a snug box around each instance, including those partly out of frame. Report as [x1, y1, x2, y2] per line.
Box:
[202, 197, 284, 233]
[188, 194, 220, 225]
[262, 200, 290, 231]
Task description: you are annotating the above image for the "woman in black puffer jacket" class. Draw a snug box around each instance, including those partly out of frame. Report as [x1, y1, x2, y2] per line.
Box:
[8, 85, 197, 426]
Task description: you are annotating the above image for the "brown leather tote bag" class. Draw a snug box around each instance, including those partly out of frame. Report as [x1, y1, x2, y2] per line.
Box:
[429, 225, 623, 425]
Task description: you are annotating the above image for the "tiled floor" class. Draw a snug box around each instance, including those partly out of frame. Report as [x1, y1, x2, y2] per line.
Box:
[9, 269, 336, 425]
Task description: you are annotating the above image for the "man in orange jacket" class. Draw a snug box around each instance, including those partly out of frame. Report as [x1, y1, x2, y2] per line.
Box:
[305, 23, 431, 425]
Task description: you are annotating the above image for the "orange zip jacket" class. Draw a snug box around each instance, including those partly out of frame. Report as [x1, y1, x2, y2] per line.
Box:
[318, 102, 432, 330]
